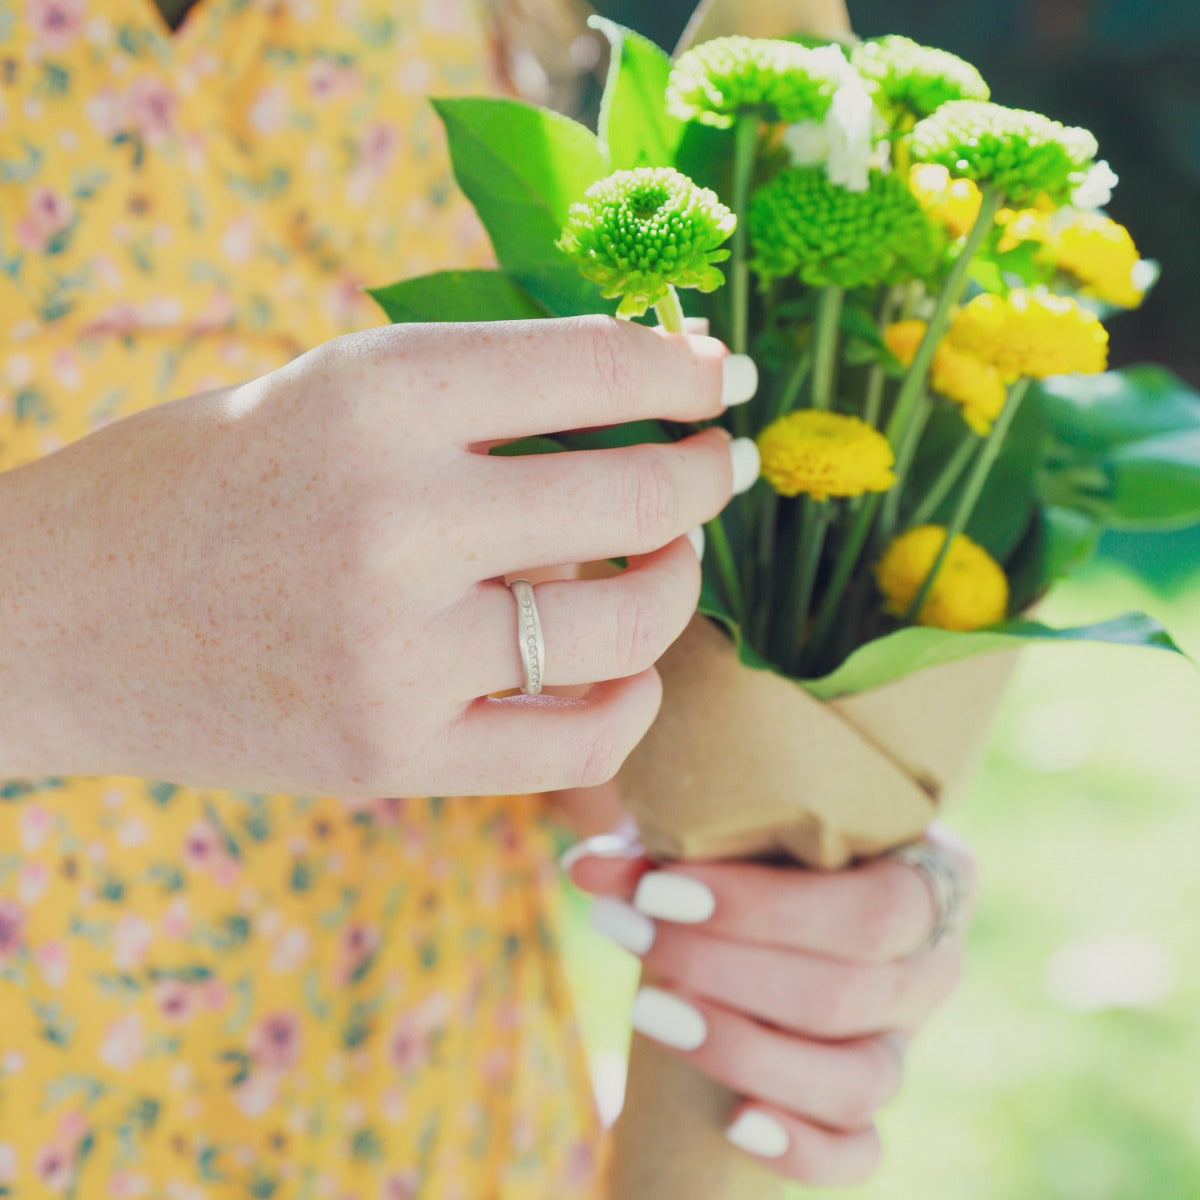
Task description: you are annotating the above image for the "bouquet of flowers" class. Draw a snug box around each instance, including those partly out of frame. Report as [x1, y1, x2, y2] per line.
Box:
[372, 6, 1200, 1196]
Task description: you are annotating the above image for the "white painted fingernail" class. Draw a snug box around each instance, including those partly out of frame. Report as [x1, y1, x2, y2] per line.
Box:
[631, 986, 707, 1050]
[725, 1110, 789, 1159]
[730, 437, 760, 496]
[634, 871, 716, 923]
[685, 525, 705, 562]
[721, 354, 758, 407]
[589, 897, 655, 955]
[560, 833, 639, 875]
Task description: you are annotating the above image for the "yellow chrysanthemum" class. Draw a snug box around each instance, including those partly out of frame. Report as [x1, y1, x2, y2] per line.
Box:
[996, 206, 1050, 252]
[907, 163, 982, 238]
[1048, 212, 1145, 308]
[931, 343, 1007, 435]
[884, 319, 1007, 435]
[875, 525, 1009, 631]
[883, 317, 928, 365]
[947, 290, 1108, 379]
[756, 410, 896, 500]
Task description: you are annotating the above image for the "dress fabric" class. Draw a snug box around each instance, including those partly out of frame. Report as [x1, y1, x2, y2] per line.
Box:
[0, 3, 604, 1196]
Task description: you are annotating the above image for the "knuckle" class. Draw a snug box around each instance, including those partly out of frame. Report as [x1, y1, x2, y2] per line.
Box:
[836, 1042, 899, 1130]
[579, 316, 634, 405]
[576, 725, 628, 790]
[801, 971, 860, 1038]
[612, 581, 666, 678]
[619, 451, 681, 549]
[862, 869, 925, 961]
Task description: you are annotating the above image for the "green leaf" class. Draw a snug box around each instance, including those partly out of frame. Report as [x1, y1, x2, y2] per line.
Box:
[433, 97, 609, 317]
[1103, 429, 1200, 528]
[487, 435, 567, 458]
[1038, 365, 1200, 453]
[367, 270, 546, 324]
[804, 611, 1188, 701]
[1006, 505, 1103, 611]
[1035, 366, 1200, 530]
[589, 17, 685, 169]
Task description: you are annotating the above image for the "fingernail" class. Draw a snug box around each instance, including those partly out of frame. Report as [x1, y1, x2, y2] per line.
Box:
[634, 871, 716, 923]
[721, 354, 758, 407]
[730, 437, 760, 496]
[589, 897, 655, 955]
[725, 1110, 789, 1159]
[559, 833, 639, 875]
[685, 525, 705, 562]
[631, 986, 707, 1050]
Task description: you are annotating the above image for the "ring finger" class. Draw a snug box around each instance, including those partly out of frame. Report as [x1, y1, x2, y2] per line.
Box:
[464, 533, 702, 695]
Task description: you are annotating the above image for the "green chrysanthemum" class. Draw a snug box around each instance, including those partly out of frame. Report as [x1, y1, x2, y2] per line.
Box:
[911, 100, 1099, 207]
[667, 36, 846, 129]
[557, 168, 736, 318]
[850, 35, 989, 120]
[749, 167, 938, 288]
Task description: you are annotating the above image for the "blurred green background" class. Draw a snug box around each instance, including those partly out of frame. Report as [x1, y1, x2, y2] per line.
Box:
[555, 4, 1200, 1196]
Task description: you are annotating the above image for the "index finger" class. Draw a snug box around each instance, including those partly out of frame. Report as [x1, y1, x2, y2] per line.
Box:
[567, 827, 978, 964]
[431, 315, 751, 442]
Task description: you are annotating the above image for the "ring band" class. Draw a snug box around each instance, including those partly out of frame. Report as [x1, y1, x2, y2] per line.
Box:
[507, 579, 545, 695]
[884, 840, 966, 956]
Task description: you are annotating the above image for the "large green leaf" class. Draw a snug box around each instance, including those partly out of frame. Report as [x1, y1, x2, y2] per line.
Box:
[590, 17, 685, 169]
[432, 97, 609, 317]
[367, 270, 546, 324]
[1038, 365, 1200, 452]
[1035, 366, 1200, 531]
[803, 611, 1186, 701]
[1006, 505, 1103, 612]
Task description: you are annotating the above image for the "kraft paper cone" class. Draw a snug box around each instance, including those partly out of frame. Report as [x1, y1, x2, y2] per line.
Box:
[606, 615, 1017, 1200]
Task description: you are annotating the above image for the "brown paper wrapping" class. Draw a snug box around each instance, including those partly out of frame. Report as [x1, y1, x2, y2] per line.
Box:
[606, 615, 1017, 1199]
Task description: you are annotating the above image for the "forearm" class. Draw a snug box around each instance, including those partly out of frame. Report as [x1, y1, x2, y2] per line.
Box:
[680, 0, 852, 48]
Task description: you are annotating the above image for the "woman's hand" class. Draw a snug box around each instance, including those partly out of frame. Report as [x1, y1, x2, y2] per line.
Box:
[0, 317, 759, 795]
[563, 825, 976, 1187]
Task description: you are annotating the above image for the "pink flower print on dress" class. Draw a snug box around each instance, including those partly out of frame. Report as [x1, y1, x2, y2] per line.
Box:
[15, 186, 74, 252]
[307, 59, 360, 101]
[126, 75, 178, 146]
[0, 899, 25, 966]
[248, 84, 289, 134]
[100, 1012, 144, 1072]
[19, 804, 53, 851]
[113, 914, 154, 968]
[336, 920, 379, 986]
[0, 1144, 15, 1188]
[18, 861, 50, 905]
[383, 1170, 419, 1200]
[25, 0, 85, 53]
[107, 1169, 149, 1198]
[233, 1070, 279, 1118]
[35, 940, 69, 989]
[359, 123, 400, 175]
[386, 1013, 431, 1075]
[153, 979, 194, 1023]
[196, 977, 230, 1013]
[34, 1141, 73, 1193]
[250, 1011, 302, 1072]
[55, 1110, 89, 1152]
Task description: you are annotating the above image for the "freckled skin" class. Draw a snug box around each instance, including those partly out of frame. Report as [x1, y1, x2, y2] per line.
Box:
[0, 316, 732, 799]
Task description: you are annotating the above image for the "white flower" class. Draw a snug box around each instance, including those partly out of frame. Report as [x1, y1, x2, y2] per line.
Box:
[1071, 159, 1119, 209]
[781, 52, 878, 193]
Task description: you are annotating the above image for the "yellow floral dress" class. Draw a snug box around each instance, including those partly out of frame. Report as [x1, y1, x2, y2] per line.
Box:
[0, 3, 603, 1196]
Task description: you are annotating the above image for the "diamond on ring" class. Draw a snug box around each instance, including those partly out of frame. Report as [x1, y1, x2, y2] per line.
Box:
[507, 579, 545, 696]
[884, 840, 967, 956]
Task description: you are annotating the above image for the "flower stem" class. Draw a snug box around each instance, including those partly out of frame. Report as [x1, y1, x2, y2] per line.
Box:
[752, 490, 778, 651]
[706, 512, 746, 624]
[909, 434, 980, 528]
[772, 352, 811, 422]
[730, 115, 758, 360]
[882, 187, 1001, 450]
[804, 189, 1002, 663]
[810, 285, 843, 412]
[654, 286, 687, 334]
[778, 499, 830, 673]
[903, 379, 1030, 623]
[878, 391, 933, 544]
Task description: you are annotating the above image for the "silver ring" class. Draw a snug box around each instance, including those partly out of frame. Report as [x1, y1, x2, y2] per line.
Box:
[884, 840, 967, 956]
[507, 579, 545, 695]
